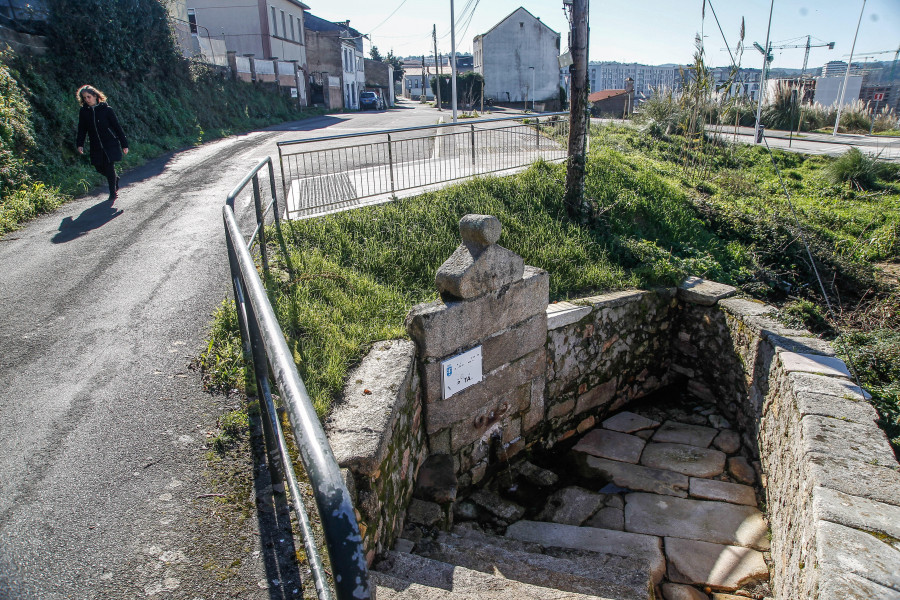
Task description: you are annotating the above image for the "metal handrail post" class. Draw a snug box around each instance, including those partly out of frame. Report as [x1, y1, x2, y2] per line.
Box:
[278, 147, 290, 216]
[470, 124, 476, 166]
[536, 119, 541, 150]
[225, 224, 253, 359]
[251, 174, 270, 275]
[387, 133, 395, 193]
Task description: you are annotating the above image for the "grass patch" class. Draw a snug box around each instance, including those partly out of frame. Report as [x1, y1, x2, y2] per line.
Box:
[203, 124, 900, 453]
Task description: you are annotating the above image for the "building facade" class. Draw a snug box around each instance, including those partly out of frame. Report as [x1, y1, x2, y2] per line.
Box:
[474, 7, 560, 107]
[304, 13, 366, 110]
[585, 62, 676, 98]
[814, 75, 863, 107]
[185, 0, 308, 64]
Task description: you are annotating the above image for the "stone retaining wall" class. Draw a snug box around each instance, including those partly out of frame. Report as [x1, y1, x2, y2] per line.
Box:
[321, 215, 900, 596]
[323, 340, 427, 564]
[674, 284, 900, 598]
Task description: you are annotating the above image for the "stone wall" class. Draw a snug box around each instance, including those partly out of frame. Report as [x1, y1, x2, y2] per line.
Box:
[673, 281, 900, 599]
[543, 290, 678, 444]
[323, 340, 427, 564]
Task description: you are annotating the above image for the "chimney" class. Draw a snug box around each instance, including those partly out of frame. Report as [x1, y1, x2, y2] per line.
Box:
[625, 78, 634, 94]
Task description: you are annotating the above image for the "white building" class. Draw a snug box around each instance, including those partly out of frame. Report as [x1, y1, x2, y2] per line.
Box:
[474, 7, 560, 107]
[584, 62, 677, 98]
[186, 0, 308, 64]
[814, 75, 864, 107]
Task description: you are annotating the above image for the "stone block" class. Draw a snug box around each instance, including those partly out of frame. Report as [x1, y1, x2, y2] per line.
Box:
[689, 478, 757, 506]
[481, 312, 547, 373]
[602, 411, 660, 433]
[585, 506, 624, 531]
[779, 351, 852, 378]
[425, 349, 542, 433]
[575, 378, 618, 415]
[712, 430, 741, 454]
[765, 332, 835, 356]
[405, 266, 549, 359]
[641, 443, 726, 478]
[407, 499, 443, 527]
[726, 457, 755, 485]
[325, 340, 417, 475]
[665, 537, 769, 591]
[625, 493, 769, 550]
[572, 428, 646, 464]
[449, 384, 529, 452]
[815, 520, 900, 592]
[414, 454, 457, 504]
[801, 415, 896, 467]
[469, 489, 525, 522]
[537, 486, 605, 526]
[652, 420, 718, 447]
[661, 583, 710, 600]
[678, 276, 737, 306]
[794, 391, 879, 425]
[813, 486, 900, 540]
[435, 243, 525, 300]
[546, 301, 592, 330]
[515, 460, 559, 488]
[576, 454, 689, 498]
[547, 397, 575, 420]
[581, 289, 649, 309]
[787, 371, 871, 400]
[523, 377, 546, 432]
[718, 297, 776, 318]
[505, 520, 666, 584]
[806, 452, 900, 507]
[815, 567, 900, 600]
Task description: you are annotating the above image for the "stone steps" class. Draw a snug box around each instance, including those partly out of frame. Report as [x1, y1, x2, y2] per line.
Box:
[372, 550, 623, 600]
[412, 526, 653, 600]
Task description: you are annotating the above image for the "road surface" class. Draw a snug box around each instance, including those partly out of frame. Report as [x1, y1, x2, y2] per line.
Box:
[0, 101, 439, 600]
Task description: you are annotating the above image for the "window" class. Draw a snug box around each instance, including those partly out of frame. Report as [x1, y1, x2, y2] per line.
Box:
[290, 15, 295, 41]
[187, 9, 197, 34]
[271, 7, 277, 37]
[281, 11, 286, 40]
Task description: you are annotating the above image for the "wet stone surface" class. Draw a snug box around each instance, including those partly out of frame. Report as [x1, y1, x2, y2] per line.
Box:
[401, 388, 774, 599]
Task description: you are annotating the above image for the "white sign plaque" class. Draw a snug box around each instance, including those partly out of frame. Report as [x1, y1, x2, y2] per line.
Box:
[441, 346, 483, 400]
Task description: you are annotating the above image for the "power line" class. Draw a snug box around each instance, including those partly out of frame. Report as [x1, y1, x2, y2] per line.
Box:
[369, 0, 411, 34]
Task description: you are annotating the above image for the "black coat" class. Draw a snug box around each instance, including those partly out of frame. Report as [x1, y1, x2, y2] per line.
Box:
[76, 102, 128, 166]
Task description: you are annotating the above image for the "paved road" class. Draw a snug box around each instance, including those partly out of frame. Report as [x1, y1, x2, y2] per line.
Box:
[0, 101, 439, 599]
[718, 125, 900, 161]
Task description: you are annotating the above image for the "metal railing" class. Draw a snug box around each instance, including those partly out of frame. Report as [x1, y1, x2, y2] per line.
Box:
[223, 157, 371, 600]
[277, 112, 570, 218]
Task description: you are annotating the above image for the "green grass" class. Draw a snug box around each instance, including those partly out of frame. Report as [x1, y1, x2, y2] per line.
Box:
[203, 124, 900, 452]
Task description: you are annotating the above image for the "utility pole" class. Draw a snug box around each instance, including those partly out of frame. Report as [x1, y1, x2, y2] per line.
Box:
[421, 55, 427, 103]
[564, 0, 589, 221]
[834, 0, 866, 136]
[450, 0, 458, 122]
[433, 25, 442, 110]
[753, 0, 774, 144]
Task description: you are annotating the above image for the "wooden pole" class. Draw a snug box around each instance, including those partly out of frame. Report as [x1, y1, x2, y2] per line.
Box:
[564, 0, 589, 221]
[433, 25, 442, 110]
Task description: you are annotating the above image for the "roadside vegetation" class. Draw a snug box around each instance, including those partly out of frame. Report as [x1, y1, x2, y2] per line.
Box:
[0, 0, 324, 236]
[200, 122, 900, 453]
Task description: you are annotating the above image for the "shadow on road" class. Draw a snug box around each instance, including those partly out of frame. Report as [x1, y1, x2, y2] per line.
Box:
[52, 198, 123, 244]
[265, 115, 349, 133]
[249, 413, 307, 599]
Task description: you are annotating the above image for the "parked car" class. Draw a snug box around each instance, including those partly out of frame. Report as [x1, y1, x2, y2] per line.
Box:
[359, 91, 384, 110]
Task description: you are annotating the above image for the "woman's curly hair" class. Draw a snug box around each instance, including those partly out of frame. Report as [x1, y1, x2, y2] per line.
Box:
[76, 84, 107, 106]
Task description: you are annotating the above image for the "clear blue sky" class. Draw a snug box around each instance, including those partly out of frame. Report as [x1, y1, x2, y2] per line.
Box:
[310, 0, 900, 70]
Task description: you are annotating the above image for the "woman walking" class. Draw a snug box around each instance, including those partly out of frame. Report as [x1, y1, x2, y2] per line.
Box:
[75, 85, 129, 201]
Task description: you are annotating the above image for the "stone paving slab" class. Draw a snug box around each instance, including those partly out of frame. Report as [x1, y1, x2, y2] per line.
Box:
[664, 537, 769, 592]
[640, 443, 726, 478]
[572, 429, 646, 464]
[601, 411, 660, 433]
[505, 520, 666, 584]
[576, 455, 689, 498]
[689, 478, 757, 507]
[652, 421, 718, 447]
[538, 486, 605, 526]
[469, 490, 525, 522]
[624, 493, 769, 550]
[585, 506, 624, 531]
[813, 486, 900, 540]
[779, 351, 852, 378]
[815, 520, 900, 592]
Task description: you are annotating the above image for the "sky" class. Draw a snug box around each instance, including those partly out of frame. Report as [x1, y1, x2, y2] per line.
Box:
[310, 0, 900, 70]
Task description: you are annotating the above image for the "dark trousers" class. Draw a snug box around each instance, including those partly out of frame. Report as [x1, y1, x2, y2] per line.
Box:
[94, 161, 118, 196]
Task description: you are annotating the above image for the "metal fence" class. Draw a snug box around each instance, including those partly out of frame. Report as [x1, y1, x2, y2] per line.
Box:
[277, 112, 570, 219]
[223, 157, 371, 600]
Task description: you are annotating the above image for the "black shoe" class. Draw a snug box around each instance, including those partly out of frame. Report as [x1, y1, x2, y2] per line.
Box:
[109, 191, 118, 202]
[115, 176, 120, 191]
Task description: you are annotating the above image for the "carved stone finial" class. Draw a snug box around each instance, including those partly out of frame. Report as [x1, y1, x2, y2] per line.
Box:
[435, 214, 525, 300]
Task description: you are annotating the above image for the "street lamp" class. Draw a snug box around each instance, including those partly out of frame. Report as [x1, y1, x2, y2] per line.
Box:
[529, 67, 535, 111]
